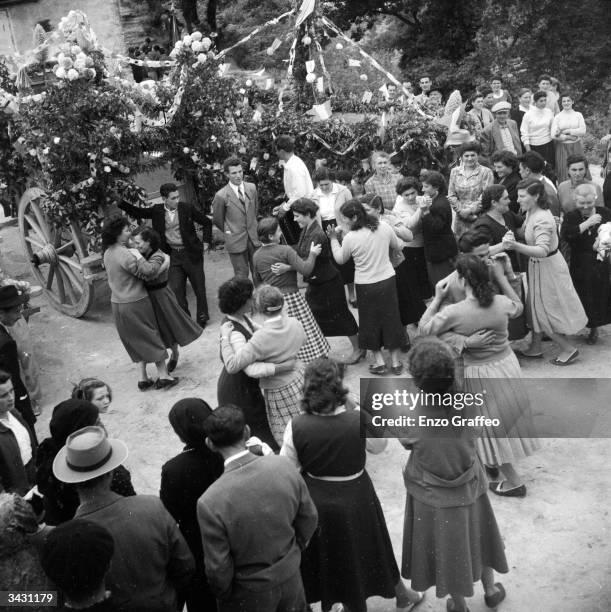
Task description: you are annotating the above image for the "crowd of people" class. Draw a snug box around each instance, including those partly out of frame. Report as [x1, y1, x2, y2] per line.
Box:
[0, 70, 608, 612]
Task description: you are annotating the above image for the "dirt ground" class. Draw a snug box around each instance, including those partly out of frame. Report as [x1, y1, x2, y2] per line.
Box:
[2, 218, 611, 612]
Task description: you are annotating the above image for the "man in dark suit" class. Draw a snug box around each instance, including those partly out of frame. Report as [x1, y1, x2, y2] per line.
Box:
[212, 157, 260, 279]
[197, 406, 318, 612]
[480, 101, 523, 165]
[119, 183, 212, 327]
[0, 285, 35, 431]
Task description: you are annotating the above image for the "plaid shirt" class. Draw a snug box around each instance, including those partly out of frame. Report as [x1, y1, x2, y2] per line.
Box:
[364, 172, 402, 211]
[447, 164, 494, 212]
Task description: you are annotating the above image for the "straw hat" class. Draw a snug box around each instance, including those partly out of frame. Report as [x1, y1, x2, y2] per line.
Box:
[444, 129, 476, 148]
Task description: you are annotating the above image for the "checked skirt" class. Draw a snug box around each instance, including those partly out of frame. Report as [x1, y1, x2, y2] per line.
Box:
[284, 291, 330, 364]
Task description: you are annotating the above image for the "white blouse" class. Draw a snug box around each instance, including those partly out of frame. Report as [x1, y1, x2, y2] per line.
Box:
[551, 110, 586, 142]
[521, 107, 554, 146]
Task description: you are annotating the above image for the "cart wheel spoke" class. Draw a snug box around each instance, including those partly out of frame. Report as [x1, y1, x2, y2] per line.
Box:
[24, 213, 48, 244]
[60, 262, 84, 297]
[24, 235, 45, 250]
[56, 240, 75, 254]
[58, 255, 83, 271]
[46, 264, 56, 290]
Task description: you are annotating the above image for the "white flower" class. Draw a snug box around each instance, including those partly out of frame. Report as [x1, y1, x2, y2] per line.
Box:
[239, 88, 246, 94]
[67, 68, 79, 81]
[174, 41, 183, 49]
[245, 79, 252, 87]
[85, 56, 94, 67]
[53, 137, 61, 144]
[57, 53, 65, 63]
[77, 52, 88, 61]
[191, 41, 203, 53]
[61, 57, 73, 69]
[335, 43, 343, 50]
[266, 47, 274, 56]
[191, 31, 203, 41]
[86, 177, 95, 186]
[103, 165, 111, 172]
[55, 67, 67, 79]
[102, 147, 110, 154]
[183, 147, 190, 154]
[197, 53, 207, 64]
[42, 147, 50, 155]
[74, 58, 87, 70]
[263, 153, 270, 160]
[87, 68, 96, 79]
[71, 45, 82, 55]
[305, 73, 317, 83]
[28, 149, 37, 156]
[183, 35, 192, 45]
[201, 37, 212, 51]
[302, 35, 312, 45]
[360, 74, 368, 81]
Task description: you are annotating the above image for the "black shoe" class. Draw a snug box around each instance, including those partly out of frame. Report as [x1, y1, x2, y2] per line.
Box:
[198, 317, 209, 330]
[155, 377, 179, 390]
[485, 465, 500, 479]
[138, 379, 155, 391]
[489, 480, 526, 497]
[484, 582, 506, 608]
[167, 356, 178, 373]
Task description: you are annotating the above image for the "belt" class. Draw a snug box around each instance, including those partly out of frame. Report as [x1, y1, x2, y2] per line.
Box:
[531, 248, 558, 261]
[168, 245, 185, 251]
[147, 281, 167, 290]
[306, 469, 364, 482]
[546, 248, 558, 258]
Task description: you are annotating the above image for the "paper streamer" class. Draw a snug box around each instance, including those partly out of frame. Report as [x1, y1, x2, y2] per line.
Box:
[309, 132, 366, 156]
[321, 16, 430, 118]
[348, 59, 361, 68]
[287, 37, 297, 77]
[313, 32, 332, 94]
[305, 60, 316, 74]
[215, 9, 294, 59]
[295, 0, 315, 28]
[316, 76, 324, 93]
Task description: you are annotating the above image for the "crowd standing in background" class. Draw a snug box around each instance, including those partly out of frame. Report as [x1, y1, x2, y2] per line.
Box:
[2, 66, 610, 612]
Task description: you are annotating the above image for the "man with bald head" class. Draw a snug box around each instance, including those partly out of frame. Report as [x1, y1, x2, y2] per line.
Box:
[561, 182, 611, 344]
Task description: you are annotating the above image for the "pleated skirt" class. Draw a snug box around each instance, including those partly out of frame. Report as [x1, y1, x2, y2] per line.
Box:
[401, 492, 508, 598]
[527, 253, 588, 335]
[464, 351, 540, 466]
[111, 298, 167, 363]
[284, 291, 330, 363]
[149, 287, 202, 348]
[302, 472, 399, 612]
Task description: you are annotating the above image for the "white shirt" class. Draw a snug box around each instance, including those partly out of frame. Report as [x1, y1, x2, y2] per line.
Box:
[2, 413, 32, 465]
[164, 205, 177, 222]
[283, 155, 314, 205]
[228, 181, 246, 202]
[310, 183, 351, 221]
[521, 107, 554, 146]
[224, 449, 250, 467]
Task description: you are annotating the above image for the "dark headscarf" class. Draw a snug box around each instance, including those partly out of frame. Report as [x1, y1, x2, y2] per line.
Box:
[49, 400, 99, 450]
[169, 398, 213, 451]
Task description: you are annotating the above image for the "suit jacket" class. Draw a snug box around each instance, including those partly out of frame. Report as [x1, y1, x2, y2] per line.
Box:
[212, 182, 260, 253]
[0, 324, 35, 428]
[197, 453, 318, 600]
[118, 201, 212, 264]
[480, 120, 523, 162]
[0, 409, 37, 495]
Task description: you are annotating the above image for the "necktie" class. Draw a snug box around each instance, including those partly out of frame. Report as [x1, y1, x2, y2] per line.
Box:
[238, 187, 246, 209]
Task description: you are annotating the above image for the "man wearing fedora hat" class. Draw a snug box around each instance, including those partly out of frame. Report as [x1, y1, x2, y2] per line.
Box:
[480, 101, 523, 164]
[54, 426, 195, 610]
[0, 285, 36, 430]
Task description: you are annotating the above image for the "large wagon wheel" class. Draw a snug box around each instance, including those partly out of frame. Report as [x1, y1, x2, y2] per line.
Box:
[17, 187, 98, 317]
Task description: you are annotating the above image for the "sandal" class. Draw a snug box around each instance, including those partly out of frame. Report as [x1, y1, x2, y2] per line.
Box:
[549, 349, 579, 366]
[488, 480, 526, 497]
[484, 582, 506, 608]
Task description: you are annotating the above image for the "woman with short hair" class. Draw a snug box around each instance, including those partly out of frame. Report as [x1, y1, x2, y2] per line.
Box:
[71, 378, 112, 413]
[289, 199, 361, 363]
[502, 178, 587, 364]
[447, 142, 495, 237]
[420, 171, 458, 287]
[220, 285, 306, 444]
[551, 93, 588, 182]
[101, 216, 175, 390]
[400, 338, 508, 612]
[327, 200, 405, 375]
[281, 358, 424, 612]
[511, 88, 531, 129]
[253, 217, 329, 363]
[491, 150, 521, 213]
[520, 91, 555, 170]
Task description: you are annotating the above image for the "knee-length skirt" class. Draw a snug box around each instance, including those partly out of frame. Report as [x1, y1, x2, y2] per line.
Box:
[305, 278, 358, 337]
[464, 351, 540, 466]
[527, 253, 587, 335]
[263, 369, 304, 445]
[284, 291, 330, 363]
[302, 471, 399, 612]
[111, 298, 167, 363]
[355, 277, 404, 351]
[148, 286, 202, 348]
[401, 491, 508, 598]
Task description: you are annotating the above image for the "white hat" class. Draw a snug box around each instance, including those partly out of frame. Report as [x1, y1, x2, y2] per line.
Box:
[491, 101, 511, 113]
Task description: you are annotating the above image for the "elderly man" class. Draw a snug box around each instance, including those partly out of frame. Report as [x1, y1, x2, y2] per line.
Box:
[364, 151, 403, 211]
[560, 183, 611, 345]
[557, 154, 604, 213]
[54, 426, 194, 610]
[480, 101, 523, 163]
